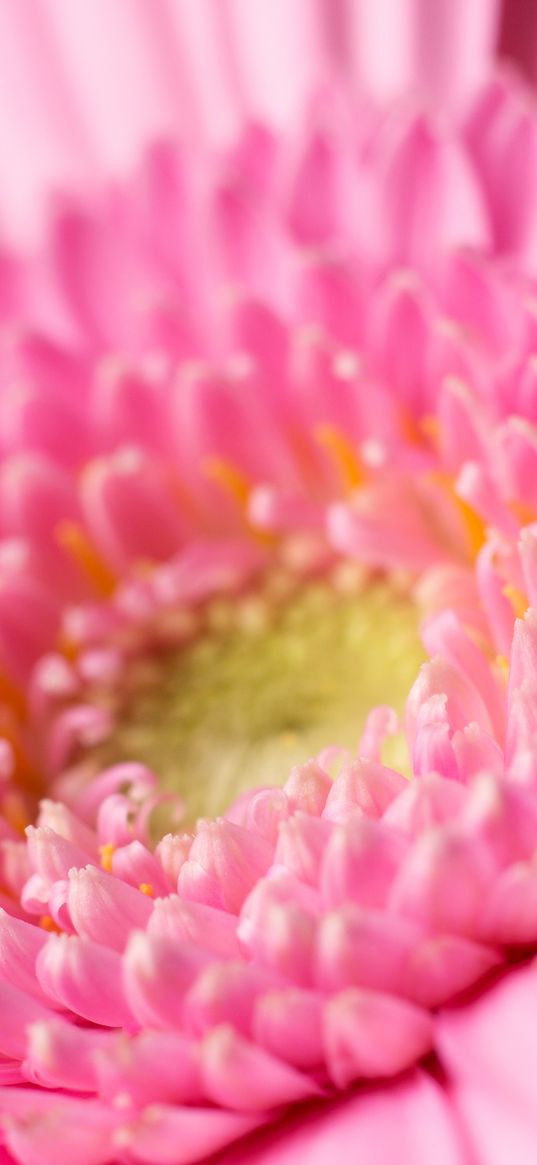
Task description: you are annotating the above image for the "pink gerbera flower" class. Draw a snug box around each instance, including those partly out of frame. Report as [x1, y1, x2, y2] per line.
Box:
[2, 3, 537, 1164]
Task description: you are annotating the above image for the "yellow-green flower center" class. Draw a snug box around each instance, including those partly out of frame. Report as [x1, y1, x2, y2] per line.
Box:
[93, 578, 424, 824]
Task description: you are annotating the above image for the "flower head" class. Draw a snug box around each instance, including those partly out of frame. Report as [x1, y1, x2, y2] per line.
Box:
[1, 4, 537, 1165]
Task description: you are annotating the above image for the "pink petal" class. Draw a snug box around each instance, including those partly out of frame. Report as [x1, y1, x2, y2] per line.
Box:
[252, 988, 324, 1070]
[212, 1071, 467, 1165]
[148, 895, 240, 958]
[201, 1024, 321, 1111]
[323, 988, 433, 1086]
[123, 930, 208, 1028]
[320, 817, 408, 909]
[94, 1029, 202, 1108]
[323, 759, 407, 824]
[68, 864, 153, 950]
[123, 1104, 262, 1165]
[36, 934, 134, 1028]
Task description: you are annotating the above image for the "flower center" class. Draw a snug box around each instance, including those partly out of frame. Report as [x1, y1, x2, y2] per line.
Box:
[90, 575, 424, 824]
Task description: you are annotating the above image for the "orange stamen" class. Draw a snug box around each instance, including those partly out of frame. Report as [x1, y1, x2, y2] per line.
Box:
[203, 458, 251, 508]
[315, 424, 364, 491]
[56, 521, 116, 596]
[0, 670, 25, 719]
[2, 790, 30, 834]
[40, 915, 62, 934]
[431, 472, 487, 559]
[510, 500, 536, 527]
[99, 842, 115, 873]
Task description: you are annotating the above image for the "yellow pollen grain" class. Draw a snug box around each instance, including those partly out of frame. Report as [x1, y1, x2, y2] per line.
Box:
[503, 584, 529, 619]
[139, 883, 154, 897]
[315, 424, 364, 491]
[56, 521, 116, 597]
[99, 842, 115, 873]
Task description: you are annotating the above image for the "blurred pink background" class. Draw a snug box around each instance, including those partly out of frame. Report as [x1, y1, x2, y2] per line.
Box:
[0, 0, 532, 246]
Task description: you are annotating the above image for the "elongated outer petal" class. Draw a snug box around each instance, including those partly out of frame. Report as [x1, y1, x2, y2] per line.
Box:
[94, 1030, 203, 1108]
[2, 1095, 119, 1165]
[383, 773, 467, 837]
[123, 931, 209, 1029]
[389, 827, 498, 934]
[252, 988, 324, 1070]
[0, 980, 50, 1059]
[274, 814, 334, 888]
[0, 908, 48, 999]
[183, 961, 278, 1039]
[36, 934, 135, 1028]
[181, 819, 273, 913]
[283, 761, 332, 817]
[24, 1018, 112, 1092]
[67, 864, 153, 950]
[322, 759, 407, 823]
[404, 934, 499, 1008]
[26, 825, 94, 883]
[122, 1104, 262, 1165]
[315, 906, 423, 996]
[477, 862, 537, 945]
[323, 988, 433, 1087]
[148, 896, 240, 958]
[200, 1024, 321, 1112]
[319, 816, 408, 909]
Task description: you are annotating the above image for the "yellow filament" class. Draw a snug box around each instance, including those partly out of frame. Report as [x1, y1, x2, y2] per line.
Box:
[139, 882, 154, 897]
[56, 521, 116, 597]
[315, 425, 364, 491]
